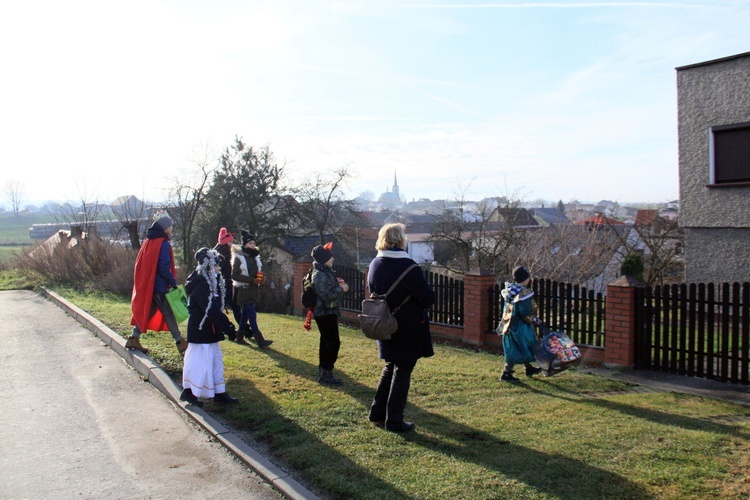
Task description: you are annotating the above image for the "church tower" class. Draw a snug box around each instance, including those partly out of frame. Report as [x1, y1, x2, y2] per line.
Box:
[377, 171, 402, 209]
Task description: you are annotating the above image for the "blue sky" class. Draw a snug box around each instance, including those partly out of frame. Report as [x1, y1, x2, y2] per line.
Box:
[2, 0, 749, 206]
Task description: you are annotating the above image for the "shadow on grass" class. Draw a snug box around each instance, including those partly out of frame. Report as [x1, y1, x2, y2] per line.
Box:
[255, 349, 653, 499]
[213, 375, 412, 500]
[525, 377, 750, 439]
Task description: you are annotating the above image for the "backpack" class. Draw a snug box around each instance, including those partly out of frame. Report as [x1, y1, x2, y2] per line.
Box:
[358, 264, 418, 340]
[301, 268, 317, 309]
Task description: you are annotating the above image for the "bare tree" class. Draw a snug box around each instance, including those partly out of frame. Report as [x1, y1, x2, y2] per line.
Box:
[513, 223, 624, 292]
[106, 194, 153, 250]
[167, 146, 217, 263]
[48, 180, 107, 236]
[431, 180, 524, 275]
[292, 166, 362, 244]
[3, 179, 26, 216]
[609, 216, 684, 286]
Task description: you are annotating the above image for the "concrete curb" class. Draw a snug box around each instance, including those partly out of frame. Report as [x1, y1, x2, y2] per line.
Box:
[40, 287, 319, 500]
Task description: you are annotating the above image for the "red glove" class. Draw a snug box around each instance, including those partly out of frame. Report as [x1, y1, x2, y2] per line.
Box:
[303, 309, 313, 331]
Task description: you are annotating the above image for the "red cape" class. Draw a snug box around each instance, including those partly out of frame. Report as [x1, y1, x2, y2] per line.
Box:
[130, 237, 176, 332]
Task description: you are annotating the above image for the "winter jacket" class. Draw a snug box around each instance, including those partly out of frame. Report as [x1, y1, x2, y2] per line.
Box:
[146, 223, 178, 294]
[367, 249, 435, 362]
[231, 247, 260, 306]
[311, 262, 343, 318]
[184, 270, 235, 343]
[500, 282, 537, 365]
[129, 222, 177, 333]
[213, 242, 235, 303]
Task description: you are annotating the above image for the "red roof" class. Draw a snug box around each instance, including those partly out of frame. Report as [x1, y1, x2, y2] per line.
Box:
[577, 214, 624, 226]
[634, 210, 658, 226]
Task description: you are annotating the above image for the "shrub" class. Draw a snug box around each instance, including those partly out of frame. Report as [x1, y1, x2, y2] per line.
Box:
[20, 235, 136, 295]
[620, 252, 644, 281]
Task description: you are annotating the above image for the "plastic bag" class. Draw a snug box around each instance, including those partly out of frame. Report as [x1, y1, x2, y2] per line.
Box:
[532, 330, 581, 377]
[165, 285, 189, 324]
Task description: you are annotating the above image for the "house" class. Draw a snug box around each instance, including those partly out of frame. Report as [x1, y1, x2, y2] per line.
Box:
[677, 51, 750, 284]
[529, 207, 571, 227]
[405, 233, 435, 264]
[487, 207, 539, 228]
[634, 210, 658, 227]
[576, 214, 624, 231]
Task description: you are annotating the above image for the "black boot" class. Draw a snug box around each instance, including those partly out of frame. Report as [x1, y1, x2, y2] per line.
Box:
[525, 365, 542, 377]
[252, 330, 273, 349]
[318, 367, 342, 386]
[180, 389, 203, 407]
[213, 392, 239, 404]
[235, 330, 249, 345]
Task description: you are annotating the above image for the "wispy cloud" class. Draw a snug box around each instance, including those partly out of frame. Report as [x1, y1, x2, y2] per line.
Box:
[404, 2, 709, 8]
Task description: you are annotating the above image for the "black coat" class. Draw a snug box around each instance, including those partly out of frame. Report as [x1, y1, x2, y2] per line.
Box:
[184, 270, 235, 343]
[212, 242, 234, 303]
[367, 249, 435, 362]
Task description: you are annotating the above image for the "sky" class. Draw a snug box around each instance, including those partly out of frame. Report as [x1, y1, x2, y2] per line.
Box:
[1, 0, 749, 208]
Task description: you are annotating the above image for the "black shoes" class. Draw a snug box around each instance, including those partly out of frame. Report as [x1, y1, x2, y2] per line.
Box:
[257, 339, 274, 349]
[500, 371, 520, 383]
[213, 392, 239, 404]
[385, 421, 415, 433]
[525, 366, 543, 377]
[180, 389, 203, 407]
[234, 330, 249, 345]
[318, 368, 342, 386]
[368, 412, 385, 424]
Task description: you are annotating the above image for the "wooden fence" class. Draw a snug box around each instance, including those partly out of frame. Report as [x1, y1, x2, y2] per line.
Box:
[292, 261, 750, 385]
[635, 282, 750, 385]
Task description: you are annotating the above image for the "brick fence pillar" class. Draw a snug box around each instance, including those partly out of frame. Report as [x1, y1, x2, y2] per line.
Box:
[293, 259, 313, 316]
[463, 267, 496, 346]
[604, 275, 643, 369]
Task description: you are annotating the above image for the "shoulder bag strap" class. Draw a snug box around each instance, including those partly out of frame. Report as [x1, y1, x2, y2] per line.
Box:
[384, 264, 418, 297]
[386, 264, 418, 314]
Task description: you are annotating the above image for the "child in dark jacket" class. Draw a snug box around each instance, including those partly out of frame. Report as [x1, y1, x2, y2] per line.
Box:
[180, 247, 239, 407]
[311, 242, 349, 386]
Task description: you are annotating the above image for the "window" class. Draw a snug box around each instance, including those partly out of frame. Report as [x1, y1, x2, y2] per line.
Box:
[709, 122, 750, 185]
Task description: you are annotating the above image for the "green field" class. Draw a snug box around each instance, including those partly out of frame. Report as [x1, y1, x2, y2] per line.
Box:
[0, 213, 56, 243]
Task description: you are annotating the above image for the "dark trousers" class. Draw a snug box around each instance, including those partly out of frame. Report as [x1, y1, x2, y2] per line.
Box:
[239, 302, 262, 337]
[314, 314, 341, 371]
[226, 285, 242, 324]
[370, 359, 417, 425]
[132, 292, 182, 342]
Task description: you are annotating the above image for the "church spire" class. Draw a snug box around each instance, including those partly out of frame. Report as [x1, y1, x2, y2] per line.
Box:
[393, 171, 399, 196]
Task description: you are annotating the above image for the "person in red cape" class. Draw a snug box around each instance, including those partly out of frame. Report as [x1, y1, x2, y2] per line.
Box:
[126, 214, 188, 354]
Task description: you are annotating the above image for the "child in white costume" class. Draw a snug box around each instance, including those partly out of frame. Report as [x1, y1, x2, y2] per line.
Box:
[180, 247, 239, 406]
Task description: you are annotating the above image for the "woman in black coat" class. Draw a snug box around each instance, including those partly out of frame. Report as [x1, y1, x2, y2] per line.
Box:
[367, 223, 435, 432]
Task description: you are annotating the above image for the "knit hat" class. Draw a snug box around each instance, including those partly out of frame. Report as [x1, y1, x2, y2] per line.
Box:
[155, 215, 173, 231]
[195, 247, 216, 267]
[311, 242, 334, 264]
[218, 227, 234, 245]
[241, 230, 256, 246]
[513, 266, 531, 283]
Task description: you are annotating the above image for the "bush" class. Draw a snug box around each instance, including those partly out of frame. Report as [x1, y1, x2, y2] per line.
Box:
[620, 252, 644, 281]
[20, 236, 136, 295]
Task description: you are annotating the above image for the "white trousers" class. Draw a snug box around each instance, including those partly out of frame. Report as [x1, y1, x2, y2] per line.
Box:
[182, 343, 225, 398]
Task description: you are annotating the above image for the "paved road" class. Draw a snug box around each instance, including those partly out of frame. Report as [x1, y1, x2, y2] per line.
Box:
[0, 290, 279, 499]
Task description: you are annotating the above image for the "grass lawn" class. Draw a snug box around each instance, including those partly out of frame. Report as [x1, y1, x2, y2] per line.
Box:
[52, 288, 750, 499]
[0, 245, 27, 264]
[0, 213, 55, 242]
